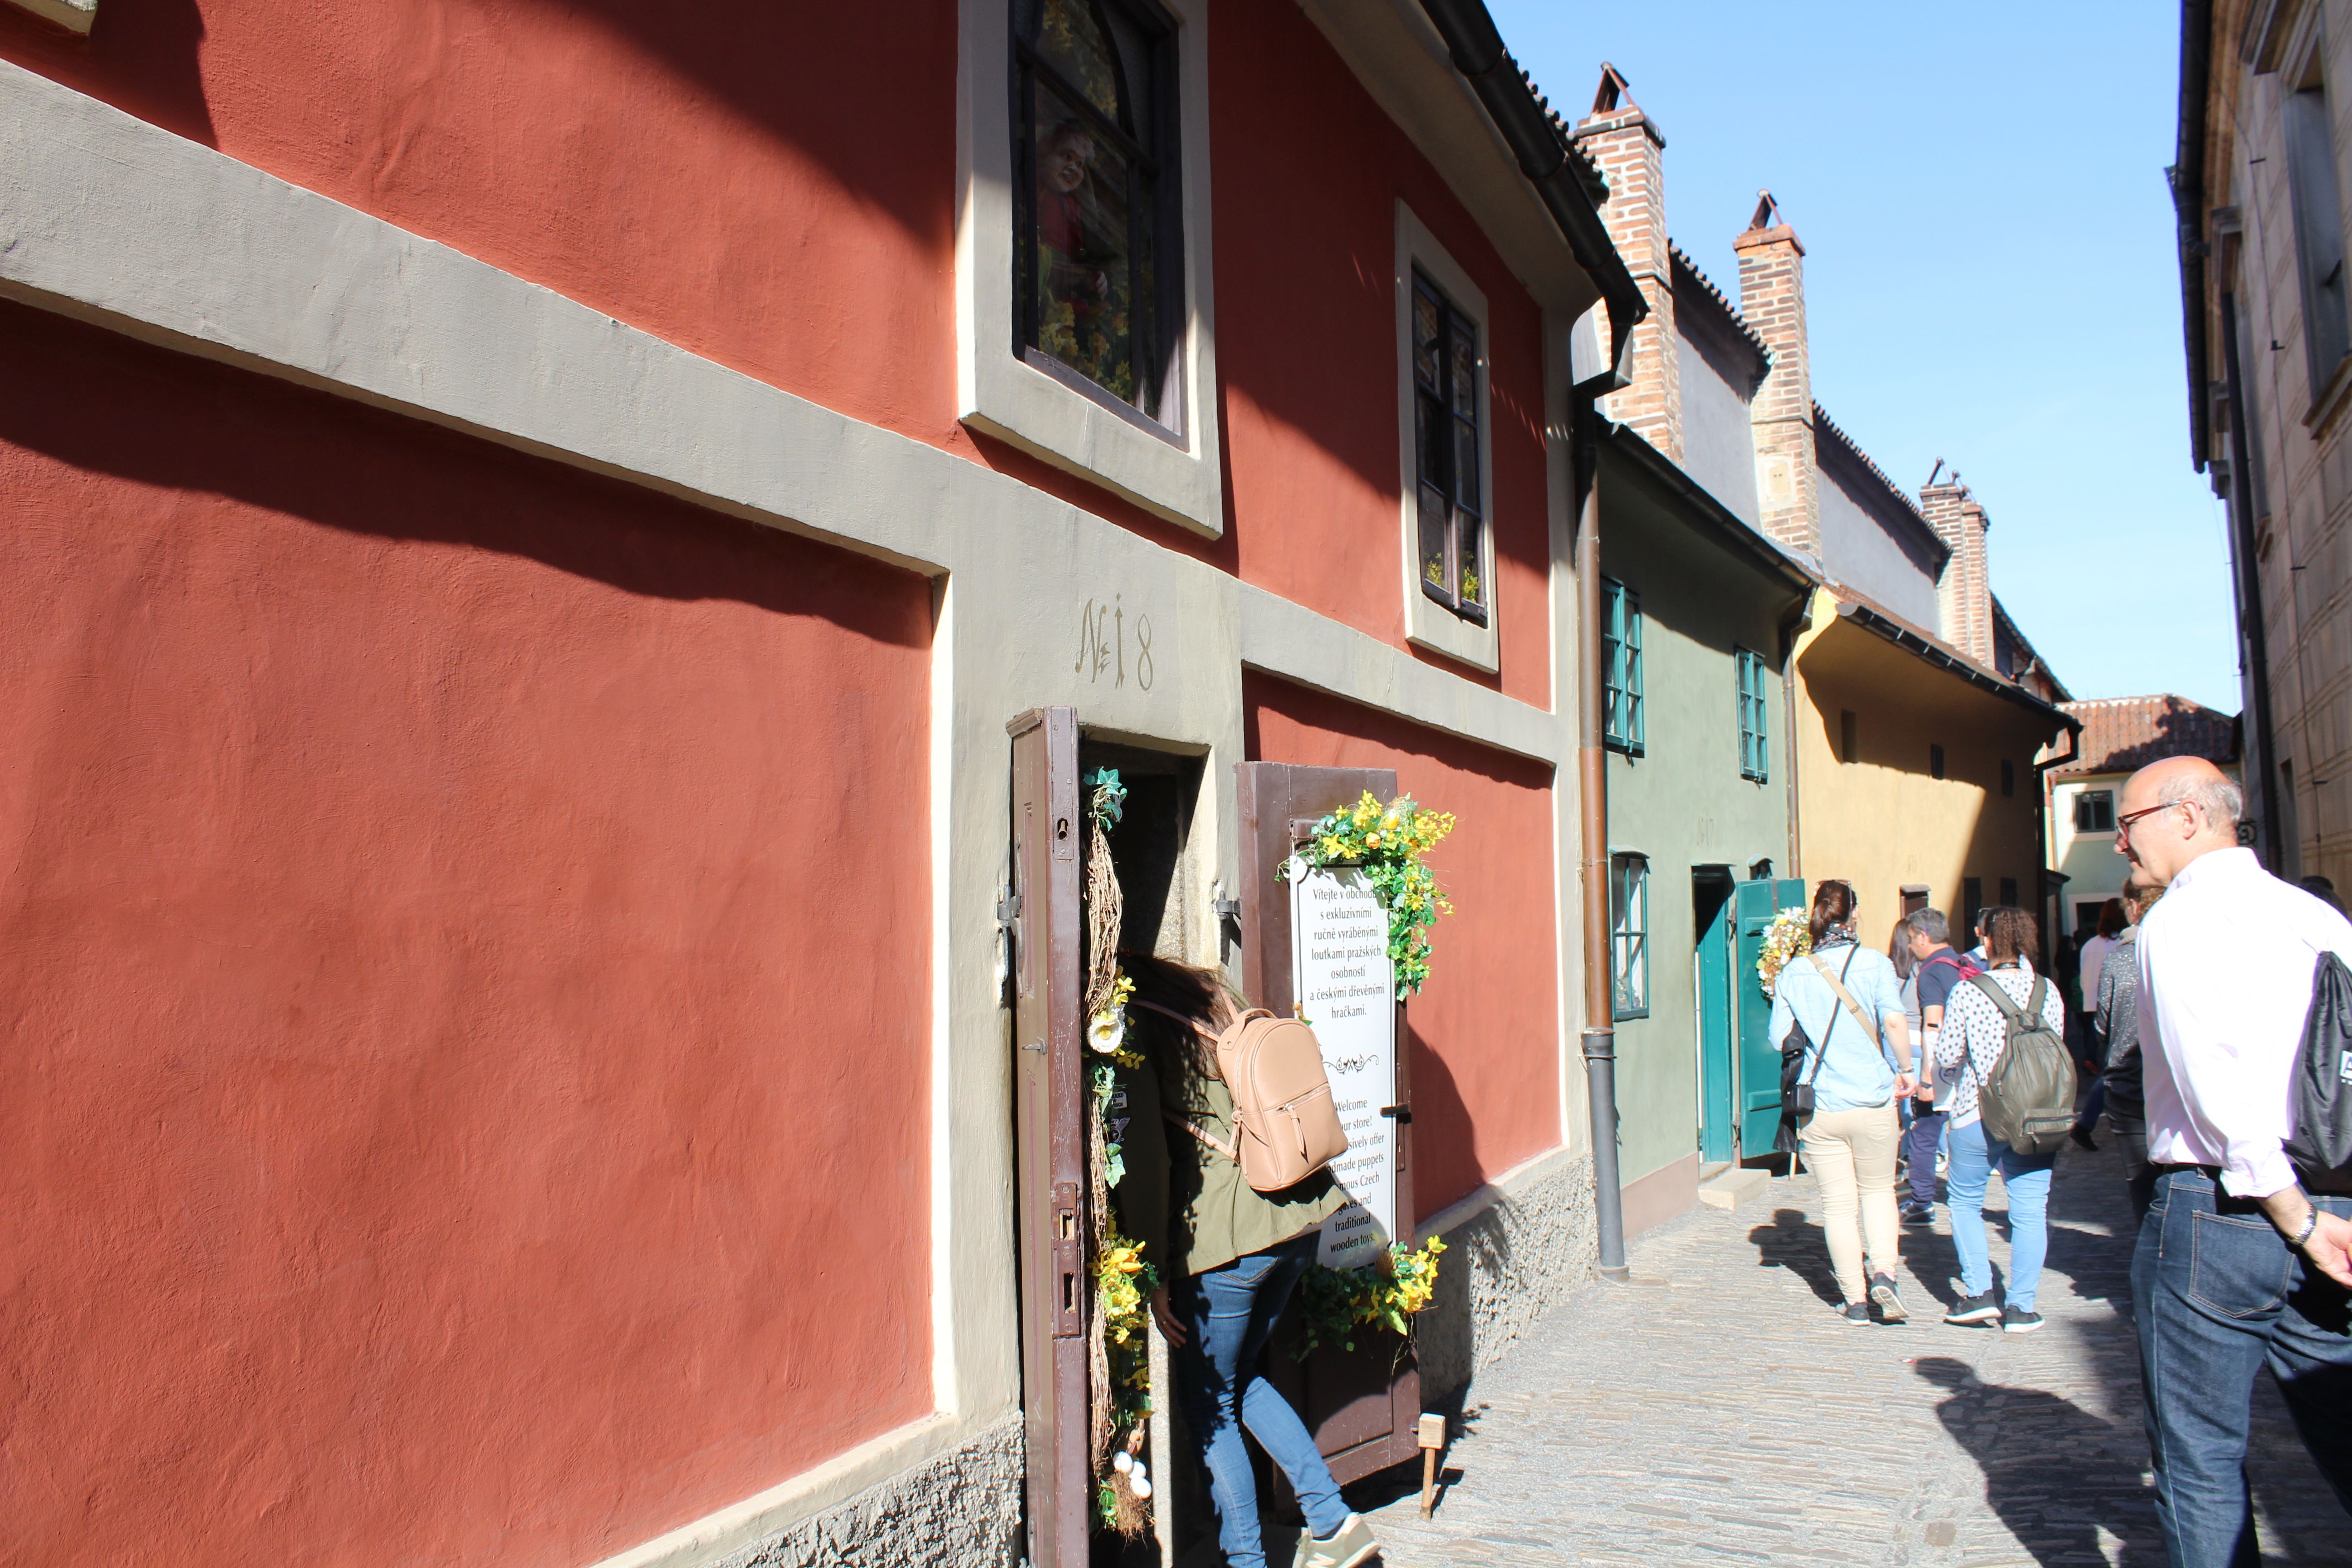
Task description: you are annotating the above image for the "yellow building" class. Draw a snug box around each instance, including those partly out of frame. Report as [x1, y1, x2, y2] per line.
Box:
[1791, 583, 2076, 947]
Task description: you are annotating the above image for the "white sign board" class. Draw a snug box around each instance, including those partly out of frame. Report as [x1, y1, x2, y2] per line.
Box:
[1289, 861, 1398, 1271]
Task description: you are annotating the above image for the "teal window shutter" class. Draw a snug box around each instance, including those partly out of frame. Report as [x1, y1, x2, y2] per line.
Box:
[1601, 578, 1644, 756]
[1735, 648, 1769, 783]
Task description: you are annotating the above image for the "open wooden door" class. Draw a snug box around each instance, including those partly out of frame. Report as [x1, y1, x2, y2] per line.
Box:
[1008, 707, 1088, 1568]
[1236, 762, 1421, 1485]
[1733, 876, 1808, 1159]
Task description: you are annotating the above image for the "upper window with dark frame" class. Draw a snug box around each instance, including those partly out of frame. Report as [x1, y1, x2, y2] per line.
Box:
[1014, 0, 1183, 431]
[1602, 577, 1644, 755]
[2074, 789, 2115, 833]
[2284, 61, 2352, 396]
[1412, 271, 1486, 622]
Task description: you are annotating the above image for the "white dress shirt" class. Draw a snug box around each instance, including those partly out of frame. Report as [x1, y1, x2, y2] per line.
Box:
[2137, 847, 2352, 1196]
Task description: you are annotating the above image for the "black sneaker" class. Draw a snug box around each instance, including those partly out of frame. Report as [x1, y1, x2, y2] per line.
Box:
[1901, 1202, 1935, 1225]
[2069, 1127, 2098, 1152]
[1945, 1287, 2001, 1325]
[1841, 1301, 1872, 1326]
[1870, 1273, 1909, 1323]
[2001, 1306, 2045, 1334]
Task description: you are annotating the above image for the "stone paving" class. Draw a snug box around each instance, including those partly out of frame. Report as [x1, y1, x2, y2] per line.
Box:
[1353, 1138, 2352, 1567]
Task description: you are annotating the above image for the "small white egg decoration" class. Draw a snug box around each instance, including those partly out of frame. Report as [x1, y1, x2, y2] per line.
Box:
[1111, 1451, 1133, 1475]
[1130, 1476, 1153, 1500]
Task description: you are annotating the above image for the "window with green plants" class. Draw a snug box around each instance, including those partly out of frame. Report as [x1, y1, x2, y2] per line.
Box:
[1411, 270, 1486, 622]
[1602, 578, 1644, 755]
[1611, 852, 1649, 1019]
[1735, 647, 1769, 783]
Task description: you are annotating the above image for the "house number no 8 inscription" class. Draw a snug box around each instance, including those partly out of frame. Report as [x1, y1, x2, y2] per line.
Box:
[1074, 595, 1154, 691]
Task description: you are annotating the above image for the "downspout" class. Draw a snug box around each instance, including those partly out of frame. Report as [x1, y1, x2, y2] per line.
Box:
[2035, 721, 2080, 961]
[1572, 396, 1627, 1281]
[2218, 292, 2284, 868]
[1778, 591, 1816, 879]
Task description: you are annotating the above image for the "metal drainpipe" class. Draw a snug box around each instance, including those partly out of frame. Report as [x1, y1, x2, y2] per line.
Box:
[1574, 398, 1628, 1281]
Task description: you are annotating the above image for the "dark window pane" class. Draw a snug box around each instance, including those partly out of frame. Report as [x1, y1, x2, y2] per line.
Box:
[1033, 82, 1137, 402]
[1418, 483, 1450, 600]
[1453, 415, 1480, 512]
[1450, 320, 1477, 419]
[1416, 388, 1447, 490]
[1457, 510, 1483, 606]
[1034, 0, 1121, 118]
[1413, 289, 1441, 391]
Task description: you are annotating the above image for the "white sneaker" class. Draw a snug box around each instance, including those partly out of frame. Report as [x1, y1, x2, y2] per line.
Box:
[1294, 1513, 1380, 1568]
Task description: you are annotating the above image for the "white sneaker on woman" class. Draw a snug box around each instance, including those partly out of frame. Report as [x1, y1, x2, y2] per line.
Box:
[1295, 1513, 1380, 1568]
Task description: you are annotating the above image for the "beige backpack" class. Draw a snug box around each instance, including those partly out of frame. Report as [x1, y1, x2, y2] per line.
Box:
[1137, 1004, 1351, 1192]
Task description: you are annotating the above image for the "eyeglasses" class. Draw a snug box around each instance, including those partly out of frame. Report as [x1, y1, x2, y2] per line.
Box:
[2115, 801, 2187, 838]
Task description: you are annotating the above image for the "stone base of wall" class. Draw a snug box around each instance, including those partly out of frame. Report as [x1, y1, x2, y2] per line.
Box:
[1412, 1151, 1597, 1403]
[711, 1415, 1025, 1568]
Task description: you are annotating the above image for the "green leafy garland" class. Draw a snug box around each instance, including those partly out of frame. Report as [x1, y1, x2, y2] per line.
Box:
[1279, 792, 1457, 998]
[1293, 1237, 1447, 1355]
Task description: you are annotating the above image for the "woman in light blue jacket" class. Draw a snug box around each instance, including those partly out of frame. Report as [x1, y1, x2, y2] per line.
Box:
[1769, 880, 1918, 1324]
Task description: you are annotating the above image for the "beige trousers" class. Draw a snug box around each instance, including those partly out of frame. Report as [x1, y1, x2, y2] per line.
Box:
[1798, 1103, 1902, 1303]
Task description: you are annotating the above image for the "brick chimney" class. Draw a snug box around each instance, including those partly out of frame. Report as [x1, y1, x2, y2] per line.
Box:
[1918, 477, 1994, 665]
[1572, 65, 1681, 460]
[1733, 191, 1818, 555]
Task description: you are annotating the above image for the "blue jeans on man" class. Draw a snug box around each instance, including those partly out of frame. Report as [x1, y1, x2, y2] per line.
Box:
[1945, 1118, 2055, 1310]
[2132, 1170, 2352, 1567]
[1903, 1105, 1946, 1209]
[1173, 1230, 1350, 1568]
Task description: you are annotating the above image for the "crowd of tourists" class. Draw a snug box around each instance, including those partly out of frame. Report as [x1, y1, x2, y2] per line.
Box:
[1771, 756, 2352, 1567]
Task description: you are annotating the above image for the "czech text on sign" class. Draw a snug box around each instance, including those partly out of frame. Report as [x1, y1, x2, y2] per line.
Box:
[1289, 860, 1397, 1271]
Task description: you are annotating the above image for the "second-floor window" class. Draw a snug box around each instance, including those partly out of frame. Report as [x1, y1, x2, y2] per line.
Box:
[1412, 271, 1486, 622]
[2074, 789, 2115, 833]
[1735, 647, 1769, 783]
[1014, 0, 1182, 429]
[1602, 577, 1644, 755]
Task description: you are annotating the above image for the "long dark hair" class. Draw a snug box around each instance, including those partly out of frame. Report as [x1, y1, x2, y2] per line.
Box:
[1121, 951, 1237, 1085]
[1809, 879, 1858, 947]
[2096, 898, 2128, 940]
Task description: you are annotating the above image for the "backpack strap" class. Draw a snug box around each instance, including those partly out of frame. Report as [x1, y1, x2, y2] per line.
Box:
[1132, 998, 1248, 1165]
[1161, 1109, 1239, 1163]
[1812, 951, 1882, 1049]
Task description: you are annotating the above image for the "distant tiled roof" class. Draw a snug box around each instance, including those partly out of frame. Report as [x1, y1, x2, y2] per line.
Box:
[1668, 243, 1772, 366]
[2050, 695, 2240, 776]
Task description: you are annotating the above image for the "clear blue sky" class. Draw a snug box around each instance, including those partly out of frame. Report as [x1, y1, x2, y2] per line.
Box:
[1489, 0, 2242, 713]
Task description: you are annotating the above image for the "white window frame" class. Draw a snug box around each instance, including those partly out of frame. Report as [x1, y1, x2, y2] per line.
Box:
[956, 0, 1223, 535]
[1394, 200, 1499, 673]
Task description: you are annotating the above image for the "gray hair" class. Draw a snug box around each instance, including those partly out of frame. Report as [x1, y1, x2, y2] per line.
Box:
[2156, 770, 2243, 829]
[1903, 907, 1950, 945]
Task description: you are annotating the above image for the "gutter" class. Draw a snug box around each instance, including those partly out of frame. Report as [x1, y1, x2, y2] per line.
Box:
[1833, 601, 2082, 729]
[2033, 722, 2079, 952]
[1415, 0, 1649, 386]
[2174, 0, 2215, 470]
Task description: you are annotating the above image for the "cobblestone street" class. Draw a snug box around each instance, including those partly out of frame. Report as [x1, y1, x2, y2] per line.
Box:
[1357, 1141, 2352, 1567]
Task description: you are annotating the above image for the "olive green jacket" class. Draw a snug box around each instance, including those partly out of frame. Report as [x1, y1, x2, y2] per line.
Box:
[1115, 1048, 1343, 1278]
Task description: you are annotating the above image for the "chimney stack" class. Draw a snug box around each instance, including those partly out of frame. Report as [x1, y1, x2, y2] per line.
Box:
[1919, 480, 1994, 666]
[1734, 191, 1818, 555]
[1573, 65, 1681, 460]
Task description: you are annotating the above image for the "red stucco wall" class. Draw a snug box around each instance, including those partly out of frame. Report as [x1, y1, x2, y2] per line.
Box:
[0, 300, 935, 1568]
[0, 0, 962, 441]
[1, 0, 1558, 706]
[1245, 674, 1560, 1216]
[1212, 2, 1556, 707]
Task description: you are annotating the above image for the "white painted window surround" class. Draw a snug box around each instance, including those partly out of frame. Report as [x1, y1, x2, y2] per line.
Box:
[7, 0, 95, 34]
[1394, 201, 1499, 673]
[956, 0, 1223, 535]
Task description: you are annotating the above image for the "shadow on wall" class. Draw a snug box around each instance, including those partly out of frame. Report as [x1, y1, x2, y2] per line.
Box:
[0, 0, 216, 145]
[0, 298, 932, 633]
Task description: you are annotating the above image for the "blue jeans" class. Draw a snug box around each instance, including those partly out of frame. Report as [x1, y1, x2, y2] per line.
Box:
[1904, 1106, 1947, 1207]
[1174, 1231, 1349, 1568]
[2132, 1171, 2352, 1568]
[1945, 1117, 2055, 1310]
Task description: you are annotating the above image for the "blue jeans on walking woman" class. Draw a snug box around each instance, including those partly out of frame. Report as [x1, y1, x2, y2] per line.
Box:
[1945, 1117, 2055, 1310]
[2133, 1170, 2352, 1568]
[1174, 1230, 1350, 1568]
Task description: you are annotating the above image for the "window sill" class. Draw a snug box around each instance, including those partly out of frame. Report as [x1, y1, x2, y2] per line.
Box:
[7, 0, 94, 32]
[1605, 737, 1644, 759]
[2304, 349, 2352, 438]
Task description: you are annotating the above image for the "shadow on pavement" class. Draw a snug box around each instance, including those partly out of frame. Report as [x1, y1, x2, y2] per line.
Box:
[1747, 1206, 1847, 1308]
[1914, 1355, 2164, 1567]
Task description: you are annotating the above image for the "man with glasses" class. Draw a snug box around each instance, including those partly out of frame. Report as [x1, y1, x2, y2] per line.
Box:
[2120, 755, 2352, 1565]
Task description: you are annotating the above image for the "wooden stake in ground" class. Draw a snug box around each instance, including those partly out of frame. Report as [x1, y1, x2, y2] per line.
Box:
[1416, 1412, 1446, 1517]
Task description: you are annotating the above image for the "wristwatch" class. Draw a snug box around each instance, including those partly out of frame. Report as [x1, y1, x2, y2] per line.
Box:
[2289, 1205, 2321, 1251]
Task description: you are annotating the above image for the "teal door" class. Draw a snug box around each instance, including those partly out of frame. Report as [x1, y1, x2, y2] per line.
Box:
[1734, 877, 1808, 1158]
[1694, 871, 1736, 1164]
